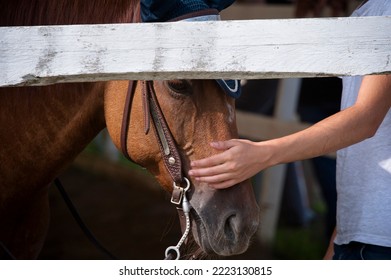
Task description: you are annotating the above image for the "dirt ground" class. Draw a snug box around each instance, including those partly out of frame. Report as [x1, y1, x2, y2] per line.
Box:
[38, 153, 267, 260]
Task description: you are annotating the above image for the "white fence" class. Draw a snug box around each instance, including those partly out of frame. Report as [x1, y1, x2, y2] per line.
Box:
[1, 16, 390, 245]
[1, 16, 390, 87]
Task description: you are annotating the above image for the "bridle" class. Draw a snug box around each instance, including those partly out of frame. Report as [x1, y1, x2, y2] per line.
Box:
[1, 78, 236, 260]
[118, 9, 241, 260]
[1, 80, 193, 260]
[120, 80, 193, 260]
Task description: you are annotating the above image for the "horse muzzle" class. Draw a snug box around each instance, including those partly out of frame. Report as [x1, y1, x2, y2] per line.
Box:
[189, 181, 260, 256]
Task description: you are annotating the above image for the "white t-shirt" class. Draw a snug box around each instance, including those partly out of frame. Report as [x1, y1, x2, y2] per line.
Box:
[335, 0, 391, 247]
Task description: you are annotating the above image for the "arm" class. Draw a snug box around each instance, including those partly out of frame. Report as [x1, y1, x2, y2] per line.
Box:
[324, 228, 336, 260]
[189, 75, 391, 189]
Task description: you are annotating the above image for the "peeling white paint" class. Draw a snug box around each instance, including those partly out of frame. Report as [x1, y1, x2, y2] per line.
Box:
[1, 16, 390, 87]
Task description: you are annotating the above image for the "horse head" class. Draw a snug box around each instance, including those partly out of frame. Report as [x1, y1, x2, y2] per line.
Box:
[104, 79, 260, 258]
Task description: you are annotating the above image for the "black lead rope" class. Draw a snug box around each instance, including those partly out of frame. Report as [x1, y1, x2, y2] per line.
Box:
[53, 178, 118, 260]
[0, 179, 117, 260]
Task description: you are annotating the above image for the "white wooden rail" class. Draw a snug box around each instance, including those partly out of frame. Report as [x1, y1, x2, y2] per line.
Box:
[1, 15, 390, 249]
[1, 16, 390, 87]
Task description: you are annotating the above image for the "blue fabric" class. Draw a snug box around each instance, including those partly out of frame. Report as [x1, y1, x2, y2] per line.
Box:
[333, 242, 391, 260]
[141, 0, 236, 22]
[216, 79, 241, 99]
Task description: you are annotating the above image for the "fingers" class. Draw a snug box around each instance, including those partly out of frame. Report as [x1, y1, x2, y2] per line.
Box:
[192, 142, 232, 168]
[188, 159, 227, 177]
[190, 140, 236, 168]
[189, 169, 239, 189]
[210, 140, 236, 150]
[206, 179, 239, 189]
[189, 160, 241, 189]
[188, 139, 241, 189]
[190, 151, 227, 170]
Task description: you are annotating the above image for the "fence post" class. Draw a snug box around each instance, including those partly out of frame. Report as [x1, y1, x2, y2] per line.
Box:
[257, 78, 302, 244]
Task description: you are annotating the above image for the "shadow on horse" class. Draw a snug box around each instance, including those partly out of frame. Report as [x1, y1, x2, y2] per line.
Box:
[0, 0, 260, 259]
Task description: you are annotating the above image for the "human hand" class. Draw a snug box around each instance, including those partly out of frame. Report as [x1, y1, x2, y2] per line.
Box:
[188, 139, 266, 189]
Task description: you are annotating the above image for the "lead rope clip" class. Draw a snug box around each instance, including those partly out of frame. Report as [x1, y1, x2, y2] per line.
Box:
[165, 177, 191, 260]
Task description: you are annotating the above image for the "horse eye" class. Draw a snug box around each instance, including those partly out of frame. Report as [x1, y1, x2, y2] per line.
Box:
[165, 80, 192, 95]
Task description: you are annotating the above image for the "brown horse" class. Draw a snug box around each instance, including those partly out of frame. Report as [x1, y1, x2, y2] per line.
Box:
[0, 0, 260, 259]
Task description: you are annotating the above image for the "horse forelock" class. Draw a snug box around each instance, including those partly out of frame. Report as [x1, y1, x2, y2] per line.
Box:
[0, 0, 140, 26]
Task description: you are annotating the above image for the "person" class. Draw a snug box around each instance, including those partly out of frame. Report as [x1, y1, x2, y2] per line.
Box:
[189, 0, 391, 259]
[297, 78, 340, 239]
[236, 78, 335, 232]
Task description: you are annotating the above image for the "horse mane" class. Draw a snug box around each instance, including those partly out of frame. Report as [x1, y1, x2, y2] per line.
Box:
[0, 0, 140, 26]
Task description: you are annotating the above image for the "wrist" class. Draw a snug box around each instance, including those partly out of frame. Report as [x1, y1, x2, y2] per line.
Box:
[255, 141, 278, 169]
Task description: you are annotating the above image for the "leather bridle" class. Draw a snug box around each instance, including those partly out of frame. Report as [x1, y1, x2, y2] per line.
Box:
[121, 81, 184, 184]
[120, 80, 193, 260]
[117, 7, 242, 260]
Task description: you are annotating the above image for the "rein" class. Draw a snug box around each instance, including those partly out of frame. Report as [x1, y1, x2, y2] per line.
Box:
[120, 80, 193, 260]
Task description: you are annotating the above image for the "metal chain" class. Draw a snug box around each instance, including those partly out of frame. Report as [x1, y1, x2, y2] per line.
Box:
[165, 177, 191, 260]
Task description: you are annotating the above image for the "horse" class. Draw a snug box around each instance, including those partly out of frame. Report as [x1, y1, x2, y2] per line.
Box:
[0, 0, 260, 259]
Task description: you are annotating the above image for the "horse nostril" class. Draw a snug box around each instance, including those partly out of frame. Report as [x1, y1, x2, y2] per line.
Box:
[224, 214, 238, 241]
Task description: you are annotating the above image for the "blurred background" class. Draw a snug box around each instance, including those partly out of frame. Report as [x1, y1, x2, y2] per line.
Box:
[39, 0, 364, 260]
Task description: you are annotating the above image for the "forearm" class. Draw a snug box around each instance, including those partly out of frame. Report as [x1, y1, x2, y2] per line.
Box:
[265, 75, 391, 167]
[324, 228, 336, 260]
[265, 107, 372, 166]
[189, 75, 391, 189]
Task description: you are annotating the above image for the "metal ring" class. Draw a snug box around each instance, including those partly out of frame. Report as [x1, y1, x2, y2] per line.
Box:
[173, 177, 190, 192]
[165, 246, 180, 260]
